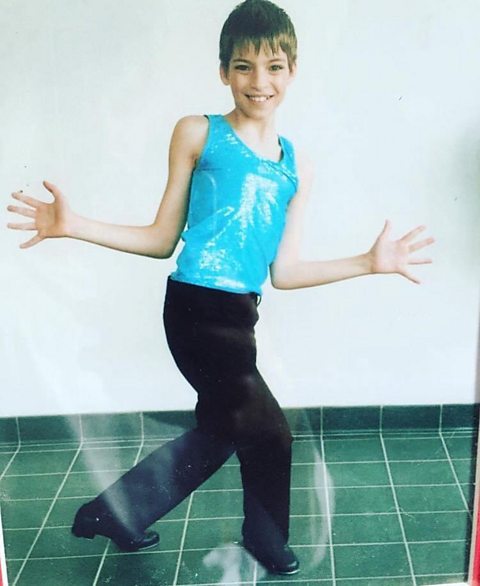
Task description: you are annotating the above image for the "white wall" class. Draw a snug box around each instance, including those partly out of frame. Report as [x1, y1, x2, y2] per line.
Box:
[1, 0, 479, 416]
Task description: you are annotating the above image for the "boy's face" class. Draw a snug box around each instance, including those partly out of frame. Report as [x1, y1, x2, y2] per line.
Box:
[220, 42, 296, 120]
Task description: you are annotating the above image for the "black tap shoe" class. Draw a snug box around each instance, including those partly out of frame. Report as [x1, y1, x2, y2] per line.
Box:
[72, 505, 159, 552]
[242, 539, 300, 575]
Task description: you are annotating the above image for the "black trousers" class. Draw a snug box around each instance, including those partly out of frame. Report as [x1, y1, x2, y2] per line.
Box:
[91, 278, 293, 550]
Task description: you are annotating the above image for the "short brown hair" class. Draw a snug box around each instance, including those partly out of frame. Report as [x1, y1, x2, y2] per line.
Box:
[219, 0, 297, 71]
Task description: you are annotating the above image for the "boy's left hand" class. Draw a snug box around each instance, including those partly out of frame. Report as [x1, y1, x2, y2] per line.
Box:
[368, 220, 434, 284]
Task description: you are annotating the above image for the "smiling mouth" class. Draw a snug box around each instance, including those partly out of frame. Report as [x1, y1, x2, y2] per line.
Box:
[246, 95, 274, 102]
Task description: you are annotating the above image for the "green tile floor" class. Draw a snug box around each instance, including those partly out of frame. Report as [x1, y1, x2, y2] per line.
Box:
[0, 417, 476, 585]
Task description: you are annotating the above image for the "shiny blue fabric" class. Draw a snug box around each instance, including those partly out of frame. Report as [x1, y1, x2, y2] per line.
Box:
[171, 115, 298, 295]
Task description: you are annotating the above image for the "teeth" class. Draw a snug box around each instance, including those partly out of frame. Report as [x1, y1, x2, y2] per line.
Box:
[247, 95, 271, 102]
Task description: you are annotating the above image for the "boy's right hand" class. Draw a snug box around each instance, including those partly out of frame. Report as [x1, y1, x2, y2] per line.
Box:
[7, 180, 73, 248]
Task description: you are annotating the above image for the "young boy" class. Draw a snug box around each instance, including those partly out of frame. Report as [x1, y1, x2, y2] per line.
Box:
[7, 0, 433, 576]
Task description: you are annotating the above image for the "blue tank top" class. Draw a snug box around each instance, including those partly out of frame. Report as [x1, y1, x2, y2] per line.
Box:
[171, 114, 298, 295]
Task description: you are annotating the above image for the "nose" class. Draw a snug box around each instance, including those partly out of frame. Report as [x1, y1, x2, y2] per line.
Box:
[250, 67, 268, 90]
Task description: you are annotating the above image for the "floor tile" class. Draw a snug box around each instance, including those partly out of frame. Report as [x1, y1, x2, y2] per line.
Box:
[0, 413, 475, 586]
[416, 573, 467, 585]
[395, 485, 467, 512]
[409, 540, 469, 575]
[333, 487, 396, 515]
[5, 560, 24, 584]
[5, 449, 77, 476]
[97, 551, 178, 585]
[332, 513, 403, 544]
[290, 516, 329, 546]
[158, 498, 190, 521]
[442, 433, 477, 459]
[47, 496, 93, 527]
[72, 446, 140, 473]
[0, 452, 16, 475]
[33, 525, 106, 558]
[3, 529, 37, 560]
[460, 482, 475, 510]
[292, 439, 323, 463]
[389, 460, 456, 485]
[323, 437, 384, 463]
[0, 499, 52, 529]
[402, 511, 471, 542]
[256, 570, 333, 586]
[292, 463, 329, 488]
[291, 488, 328, 516]
[13, 556, 102, 585]
[0, 473, 64, 500]
[327, 462, 390, 487]
[176, 545, 255, 584]
[333, 543, 411, 579]
[141, 518, 185, 552]
[59, 469, 125, 498]
[452, 459, 475, 484]
[199, 465, 242, 491]
[383, 436, 445, 460]
[189, 490, 243, 519]
[184, 517, 243, 550]
[335, 576, 414, 586]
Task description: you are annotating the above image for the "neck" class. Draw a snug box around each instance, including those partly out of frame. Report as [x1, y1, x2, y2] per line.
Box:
[225, 109, 277, 139]
[224, 109, 282, 162]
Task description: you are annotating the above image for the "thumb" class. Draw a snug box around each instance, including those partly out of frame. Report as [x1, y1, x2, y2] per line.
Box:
[43, 180, 63, 199]
[379, 219, 392, 239]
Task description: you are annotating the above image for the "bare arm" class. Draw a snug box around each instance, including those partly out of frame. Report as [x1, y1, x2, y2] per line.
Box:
[7, 116, 208, 258]
[270, 155, 434, 289]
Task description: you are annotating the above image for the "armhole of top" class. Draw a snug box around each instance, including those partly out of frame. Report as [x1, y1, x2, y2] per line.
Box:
[280, 136, 300, 194]
[193, 114, 214, 170]
[281, 136, 298, 173]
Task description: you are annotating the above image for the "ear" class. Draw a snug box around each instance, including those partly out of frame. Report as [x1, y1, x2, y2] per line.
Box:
[219, 64, 230, 86]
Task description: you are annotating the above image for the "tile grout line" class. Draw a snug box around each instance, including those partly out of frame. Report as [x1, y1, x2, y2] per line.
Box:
[7, 536, 469, 562]
[5, 508, 472, 534]
[9, 539, 470, 564]
[0, 430, 22, 483]
[91, 542, 111, 586]
[438, 428, 472, 517]
[6, 430, 475, 453]
[320, 432, 336, 585]
[2, 456, 474, 479]
[379, 432, 417, 586]
[12, 439, 84, 586]
[172, 493, 194, 586]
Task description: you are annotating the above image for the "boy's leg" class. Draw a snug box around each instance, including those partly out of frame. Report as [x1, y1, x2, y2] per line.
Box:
[164, 280, 297, 572]
[73, 427, 234, 547]
[195, 373, 295, 569]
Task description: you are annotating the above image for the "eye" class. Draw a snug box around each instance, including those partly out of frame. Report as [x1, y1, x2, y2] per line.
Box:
[234, 64, 250, 72]
[270, 64, 285, 72]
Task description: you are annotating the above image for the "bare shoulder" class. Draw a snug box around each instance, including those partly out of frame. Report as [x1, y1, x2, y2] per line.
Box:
[171, 115, 209, 162]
